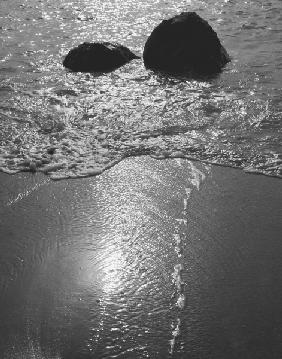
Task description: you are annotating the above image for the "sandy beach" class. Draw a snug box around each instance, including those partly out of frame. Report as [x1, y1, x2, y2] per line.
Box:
[0, 157, 282, 358]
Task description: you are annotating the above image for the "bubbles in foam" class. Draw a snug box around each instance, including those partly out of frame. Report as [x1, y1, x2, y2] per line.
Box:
[0, 61, 281, 180]
[1, 119, 282, 180]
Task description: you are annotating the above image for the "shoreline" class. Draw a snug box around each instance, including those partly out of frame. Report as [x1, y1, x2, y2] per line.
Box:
[1, 153, 282, 182]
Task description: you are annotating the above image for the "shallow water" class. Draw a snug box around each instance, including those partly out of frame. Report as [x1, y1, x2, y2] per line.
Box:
[0, 0, 281, 179]
[0, 158, 210, 358]
[1, 158, 282, 358]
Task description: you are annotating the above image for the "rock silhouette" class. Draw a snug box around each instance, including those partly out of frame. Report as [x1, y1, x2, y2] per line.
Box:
[63, 42, 140, 72]
[143, 12, 230, 77]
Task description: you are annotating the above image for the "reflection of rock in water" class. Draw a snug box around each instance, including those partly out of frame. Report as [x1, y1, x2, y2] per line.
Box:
[143, 12, 230, 77]
[63, 42, 140, 73]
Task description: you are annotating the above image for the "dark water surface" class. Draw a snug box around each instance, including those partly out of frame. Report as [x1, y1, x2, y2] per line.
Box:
[0, 0, 281, 179]
[1, 157, 282, 358]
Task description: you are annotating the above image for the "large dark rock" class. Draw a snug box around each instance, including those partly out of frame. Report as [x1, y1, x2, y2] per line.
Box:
[143, 12, 230, 77]
[63, 42, 140, 72]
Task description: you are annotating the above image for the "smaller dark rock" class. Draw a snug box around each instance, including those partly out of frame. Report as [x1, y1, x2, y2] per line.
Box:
[63, 42, 140, 73]
[47, 147, 56, 155]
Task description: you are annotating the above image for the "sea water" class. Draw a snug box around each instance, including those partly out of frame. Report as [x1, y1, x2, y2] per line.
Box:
[0, 0, 281, 180]
[0, 1, 282, 357]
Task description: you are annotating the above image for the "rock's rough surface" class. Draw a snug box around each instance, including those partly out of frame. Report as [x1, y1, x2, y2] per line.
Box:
[143, 12, 230, 76]
[63, 42, 140, 72]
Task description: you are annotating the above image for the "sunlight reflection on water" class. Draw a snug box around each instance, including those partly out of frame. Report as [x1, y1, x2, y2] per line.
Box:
[1, 154, 282, 358]
[0, 0, 282, 179]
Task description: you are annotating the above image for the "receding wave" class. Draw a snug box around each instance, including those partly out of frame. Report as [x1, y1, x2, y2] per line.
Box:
[0, 69, 281, 180]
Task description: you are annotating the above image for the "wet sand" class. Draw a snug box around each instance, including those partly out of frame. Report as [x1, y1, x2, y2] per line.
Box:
[0, 157, 282, 358]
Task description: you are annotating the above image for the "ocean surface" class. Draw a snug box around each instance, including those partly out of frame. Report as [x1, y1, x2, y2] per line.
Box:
[0, 0, 281, 179]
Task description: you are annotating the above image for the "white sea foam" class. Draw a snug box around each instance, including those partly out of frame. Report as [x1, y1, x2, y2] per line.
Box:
[0, 0, 281, 181]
